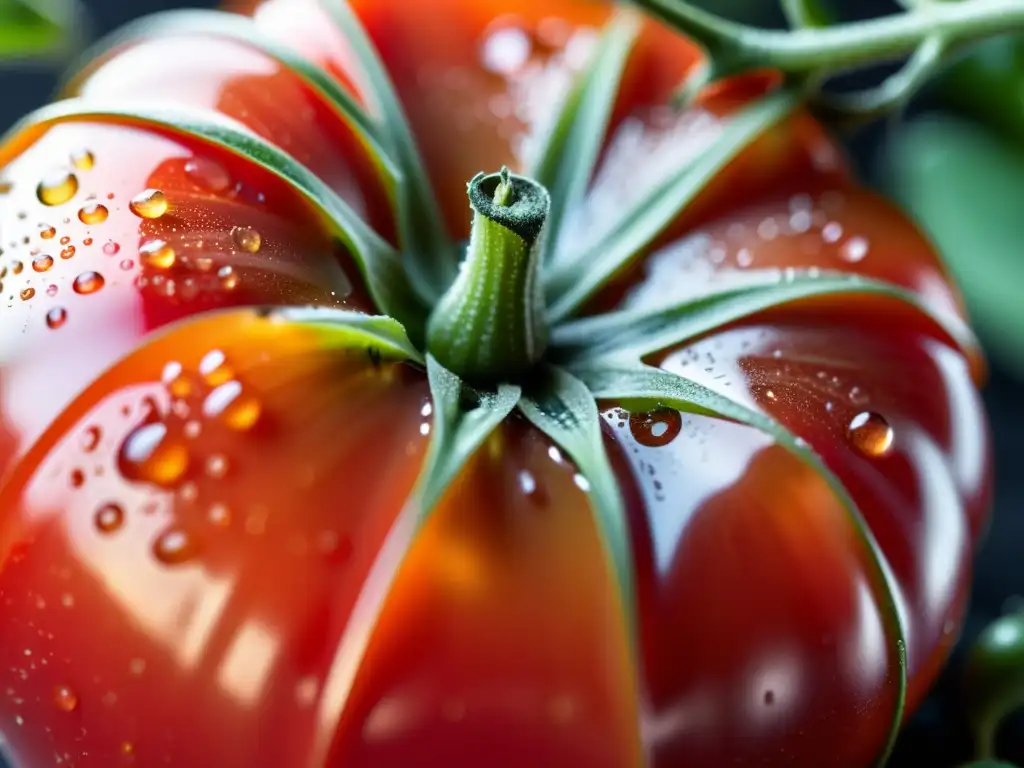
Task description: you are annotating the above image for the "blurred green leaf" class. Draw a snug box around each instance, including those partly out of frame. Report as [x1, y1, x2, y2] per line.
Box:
[938, 34, 1024, 145]
[0, 0, 84, 62]
[878, 114, 1024, 380]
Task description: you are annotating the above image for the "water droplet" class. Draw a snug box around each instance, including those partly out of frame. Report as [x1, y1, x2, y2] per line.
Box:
[37, 170, 79, 206]
[129, 189, 168, 219]
[46, 306, 67, 329]
[70, 149, 95, 171]
[184, 157, 231, 193]
[81, 426, 101, 452]
[203, 381, 262, 431]
[231, 226, 261, 253]
[119, 258, 135, 271]
[60, 245, 76, 260]
[94, 503, 125, 534]
[69, 468, 85, 488]
[84, 238, 93, 246]
[629, 408, 683, 447]
[32, 255, 53, 272]
[120, 742, 135, 757]
[78, 203, 109, 225]
[11, 260, 23, 275]
[118, 422, 190, 487]
[53, 685, 78, 712]
[140, 238, 176, 269]
[847, 412, 893, 457]
[20, 287, 35, 301]
[840, 236, 869, 263]
[205, 454, 228, 479]
[153, 528, 198, 565]
[103, 240, 120, 256]
[60, 235, 71, 245]
[73, 271, 105, 294]
[218, 265, 239, 290]
[46, 283, 58, 297]
[38, 224, 56, 239]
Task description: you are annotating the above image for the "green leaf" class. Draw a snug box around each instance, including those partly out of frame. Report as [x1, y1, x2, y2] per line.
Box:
[274, 308, 423, 365]
[517, 366, 637, 650]
[321, 0, 456, 300]
[573, 361, 908, 765]
[62, 9, 400, 205]
[544, 88, 800, 322]
[878, 114, 1024, 380]
[528, 10, 641, 263]
[965, 612, 1024, 762]
[1, 99, 425, 335]
[418, 355, 521, 513]
[0, 0, 85, 62]
[551, 268, 978, 364]
[937, 33, 1024, 146]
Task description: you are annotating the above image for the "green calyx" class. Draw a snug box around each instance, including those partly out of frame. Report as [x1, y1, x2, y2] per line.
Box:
[426, 167, 550, 384]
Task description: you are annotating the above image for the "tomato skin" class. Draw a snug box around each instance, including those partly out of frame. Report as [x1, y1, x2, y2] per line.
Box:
[0, 0, 992, 767]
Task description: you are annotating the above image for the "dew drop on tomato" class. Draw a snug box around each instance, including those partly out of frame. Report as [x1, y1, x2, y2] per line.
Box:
[202, 381, 262, 432]
[629, 408, 683, 447]
[184, 156, 231, 193]
[840, 236, 869, 263]
[140, 238, 175, 269]
[94, 503, 125, 535]
[81, 425, 101, 452]
[45, 307, 67, 330]
[70, 149, 95, 171]
[129, 188, 168, 219]
[73, 271, 105, 294]
[38, 223, 56, 240]
[847, 411, 894, 457]
[231, 225, 261, 253]
[53, 685, 78, 713]
[20, 287, 35, 301]
[218, 265, 239, 290]
[78, 203, 109, 225]
[198, 349, 233, 386]
[37, 170, 79, 206]
[32, 255, 53, 272]
[153, 528, 199, 565]
[69, 468, 85, 488]
[118, 422, 191, 487]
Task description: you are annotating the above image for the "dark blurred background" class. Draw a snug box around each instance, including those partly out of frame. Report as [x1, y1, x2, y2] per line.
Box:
[0, 0, 1022, 766]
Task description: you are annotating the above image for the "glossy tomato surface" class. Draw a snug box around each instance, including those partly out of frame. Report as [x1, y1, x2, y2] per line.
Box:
[0, 0, 991, 766]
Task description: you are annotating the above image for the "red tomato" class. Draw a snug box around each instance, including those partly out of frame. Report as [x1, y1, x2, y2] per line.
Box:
[0, 0, 991, 766]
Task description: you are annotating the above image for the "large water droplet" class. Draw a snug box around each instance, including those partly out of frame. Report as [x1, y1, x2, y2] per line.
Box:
[70, 149, 95, 171]
[46, 306, 67, 329]
[140, 238, 176, 270]
[153, 528, 198, 565]
[38, 224, 56, 240]
[60, 245, 76, 260]
[129, 189, 168, 219]
[94, 503, 125, 534]
[847, 411, 893, 457]
[32, 255, 53, 272]
[73, 271, 105, 294]
[119, 422, 191, 487]
[231, 226, 261, 253]
[184, 157, 231, 193]
[37, 170, 79, 206]
[629, 408, 683, 447]
[78, 203, 109, 225]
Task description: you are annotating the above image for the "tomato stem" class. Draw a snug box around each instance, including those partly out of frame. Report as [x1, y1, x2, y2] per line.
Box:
[631, 0, 1024, 100]
[426, 167, 550, 383]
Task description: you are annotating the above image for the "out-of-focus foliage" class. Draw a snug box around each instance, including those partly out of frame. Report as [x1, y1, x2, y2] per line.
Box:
[0, 0, 86, 63]
[879, 114, 1024, 381]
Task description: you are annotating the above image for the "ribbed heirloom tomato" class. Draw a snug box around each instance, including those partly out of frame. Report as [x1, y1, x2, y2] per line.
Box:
[0, 0, 995, 765]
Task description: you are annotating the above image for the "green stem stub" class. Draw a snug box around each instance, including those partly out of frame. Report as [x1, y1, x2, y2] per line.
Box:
[426, 167, 550, 384]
